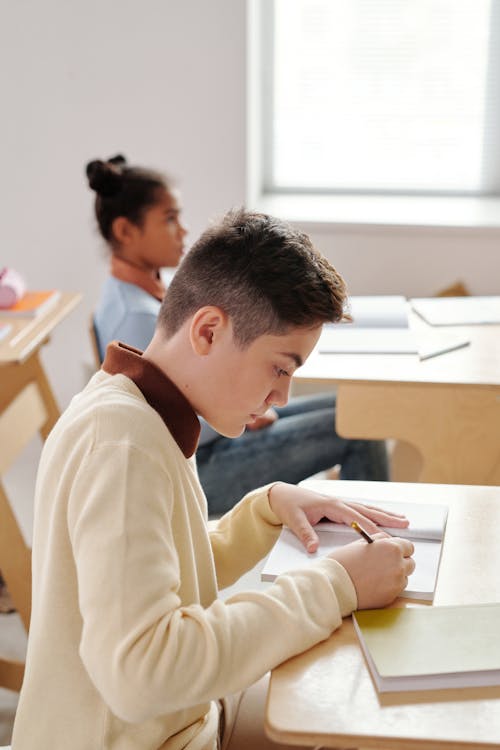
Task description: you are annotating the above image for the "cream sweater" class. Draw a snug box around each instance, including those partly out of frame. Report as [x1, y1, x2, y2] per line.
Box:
[13, 345, 356, 750]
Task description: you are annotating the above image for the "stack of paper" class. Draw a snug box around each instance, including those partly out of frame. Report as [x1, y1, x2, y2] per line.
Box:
[353, 603, 500, 692]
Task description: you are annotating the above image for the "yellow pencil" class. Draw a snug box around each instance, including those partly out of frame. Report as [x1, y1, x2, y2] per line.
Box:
[351, 520, 375, 544]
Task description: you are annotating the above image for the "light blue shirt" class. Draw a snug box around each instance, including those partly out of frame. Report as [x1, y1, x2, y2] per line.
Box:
[94, 276, 219, 446]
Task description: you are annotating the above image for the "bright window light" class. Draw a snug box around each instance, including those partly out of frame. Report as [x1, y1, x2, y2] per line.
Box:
[268, 0, 494, 194]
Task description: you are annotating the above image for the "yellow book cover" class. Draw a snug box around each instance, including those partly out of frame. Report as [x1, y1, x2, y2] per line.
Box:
[353, 603, 500, 692]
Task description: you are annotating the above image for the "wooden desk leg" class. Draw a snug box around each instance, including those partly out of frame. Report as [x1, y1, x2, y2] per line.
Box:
[0, 350, 60, 439]
[336, 382, 500, 485]
[390, 440, 423, 482]
[0, 482, 31, 632]
[0, 657, 24, 693]
[0, 354, 60, 691]
[25, 351, 60, 438]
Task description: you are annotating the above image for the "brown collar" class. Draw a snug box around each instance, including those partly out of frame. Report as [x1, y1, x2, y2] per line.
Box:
[111, 255, 166, 301]
[102, 341, 200, 458]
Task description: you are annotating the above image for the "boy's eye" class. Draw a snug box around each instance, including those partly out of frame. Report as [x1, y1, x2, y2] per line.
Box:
[275, 367, 289, 378]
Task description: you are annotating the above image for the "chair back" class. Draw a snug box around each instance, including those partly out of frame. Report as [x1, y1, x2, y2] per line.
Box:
[89, 315, 103, 370]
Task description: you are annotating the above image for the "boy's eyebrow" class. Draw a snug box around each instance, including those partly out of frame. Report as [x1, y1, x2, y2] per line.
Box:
[279, 352, 303, 369]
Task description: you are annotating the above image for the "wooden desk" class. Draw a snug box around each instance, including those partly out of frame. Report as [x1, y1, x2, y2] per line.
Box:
[294, 317, 500, 485]
[266, 480, 500, 750]
[0, 292, 81, 691]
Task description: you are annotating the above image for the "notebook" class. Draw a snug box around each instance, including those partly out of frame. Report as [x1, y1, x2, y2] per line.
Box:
[411, 296, 500, 326]
[353, 603, 500, 692]
[320, 295, 469, 358]
[261, 498, 448, 601]
[0, 290, 60, 318]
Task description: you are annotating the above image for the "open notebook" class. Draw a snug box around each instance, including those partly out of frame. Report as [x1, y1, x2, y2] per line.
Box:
[411, 295, 500, 326]
[261, 498, 448, 601]
[353, 603, 500, 692]
[321, 296, 469, 358]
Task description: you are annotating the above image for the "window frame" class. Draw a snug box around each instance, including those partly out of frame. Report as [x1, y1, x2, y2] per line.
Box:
[252, 0, 500, 206]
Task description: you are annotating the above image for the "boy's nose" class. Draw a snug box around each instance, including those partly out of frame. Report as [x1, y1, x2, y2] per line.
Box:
[268, 381, 291, 408]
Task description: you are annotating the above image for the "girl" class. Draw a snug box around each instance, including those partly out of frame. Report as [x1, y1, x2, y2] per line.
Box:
[88, 155, 388, 514]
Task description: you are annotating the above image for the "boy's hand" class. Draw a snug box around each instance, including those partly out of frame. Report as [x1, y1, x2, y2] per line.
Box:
[331, 534, 415, 609]
[268, 482, 409, 553]
[246, 407, 279, 431]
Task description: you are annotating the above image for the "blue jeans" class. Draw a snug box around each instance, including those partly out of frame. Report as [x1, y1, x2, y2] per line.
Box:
[196, 392, 388, 515]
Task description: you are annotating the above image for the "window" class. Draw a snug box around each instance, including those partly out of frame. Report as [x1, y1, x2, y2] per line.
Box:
[261, 0, 500, 197]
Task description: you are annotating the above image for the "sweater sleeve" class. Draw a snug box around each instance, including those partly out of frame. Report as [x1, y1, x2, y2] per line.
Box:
[209, 483, 283, 589]
[68, 443, 357, 725]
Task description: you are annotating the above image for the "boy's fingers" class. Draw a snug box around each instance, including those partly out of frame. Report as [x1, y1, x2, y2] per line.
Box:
[288, 510, 319, 553]
[394, 538, 414, 557]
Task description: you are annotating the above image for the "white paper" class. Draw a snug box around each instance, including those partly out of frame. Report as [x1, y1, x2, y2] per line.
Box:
[411, 296, 500, 326]
[261, 499, 448, 601]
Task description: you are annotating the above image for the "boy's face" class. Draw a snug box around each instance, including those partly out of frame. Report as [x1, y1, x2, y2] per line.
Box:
[199, 323, 323, 438]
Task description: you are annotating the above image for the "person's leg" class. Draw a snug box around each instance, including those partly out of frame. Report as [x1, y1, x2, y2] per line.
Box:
[197, 395, 388, 515]
[277, 393, 389, 482]
[221, 674, 320, 750]
[274, 391, 337, 419]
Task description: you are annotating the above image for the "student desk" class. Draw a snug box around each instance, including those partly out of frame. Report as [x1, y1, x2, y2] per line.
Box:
[266, 479, 500, 750]
[0, 291, 81, 691]
[294, 318, 500, 485]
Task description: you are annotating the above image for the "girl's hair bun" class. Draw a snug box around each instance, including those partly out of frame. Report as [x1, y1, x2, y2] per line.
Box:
[86, 155, 127, 197]
[107, 154, 127, 168]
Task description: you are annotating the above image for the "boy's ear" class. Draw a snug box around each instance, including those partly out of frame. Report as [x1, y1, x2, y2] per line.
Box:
[189, 306, 229, 355]
[111, 216, 138, 246]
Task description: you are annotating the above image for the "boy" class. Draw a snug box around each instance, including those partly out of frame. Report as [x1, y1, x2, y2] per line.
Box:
[13, 209, 414, 749]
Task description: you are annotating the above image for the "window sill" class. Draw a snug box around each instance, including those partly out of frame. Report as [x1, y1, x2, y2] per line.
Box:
[254, 192, 500, 232]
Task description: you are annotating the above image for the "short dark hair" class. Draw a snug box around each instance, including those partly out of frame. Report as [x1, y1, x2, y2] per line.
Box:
[85, 154, 172, 243]
[158, 208, 348, 347]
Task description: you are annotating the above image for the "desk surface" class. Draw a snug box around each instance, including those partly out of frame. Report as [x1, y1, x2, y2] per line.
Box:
[0, 291, 82, 365]
[267, 480, 500, 749]
[296, 316, 500, 388]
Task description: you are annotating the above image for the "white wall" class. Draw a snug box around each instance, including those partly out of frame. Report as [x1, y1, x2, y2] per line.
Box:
[303, 224, 500, 297]
[1, 0, 498, 408]
[1, 0, 247, 407]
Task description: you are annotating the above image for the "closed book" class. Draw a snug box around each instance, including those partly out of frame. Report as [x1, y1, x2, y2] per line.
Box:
[353, 603, 500, 692]
[0, 290, 60, 318]
[261, 498, 448, 601]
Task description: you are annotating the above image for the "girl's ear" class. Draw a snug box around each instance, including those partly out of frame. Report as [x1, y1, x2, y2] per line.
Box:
[111, 216, 138, 246]
[189, 306, 229, 355]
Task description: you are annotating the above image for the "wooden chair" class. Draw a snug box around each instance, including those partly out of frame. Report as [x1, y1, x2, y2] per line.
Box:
[88, 314, 102, 369]
[0, 382, 46, 692]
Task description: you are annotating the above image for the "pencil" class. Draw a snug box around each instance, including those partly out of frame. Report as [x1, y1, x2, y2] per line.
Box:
[351, 520, 375, 544]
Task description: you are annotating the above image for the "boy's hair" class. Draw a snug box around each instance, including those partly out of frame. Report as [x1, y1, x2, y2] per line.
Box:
[85, 154, 172, 243]
[158, 208, 348, 347]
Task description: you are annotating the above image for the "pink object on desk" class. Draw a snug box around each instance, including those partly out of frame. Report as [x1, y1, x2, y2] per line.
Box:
[0, 267, 26, 308]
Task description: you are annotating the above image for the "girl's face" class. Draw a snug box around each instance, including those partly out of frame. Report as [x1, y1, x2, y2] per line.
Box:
[129, 188, 187, 270]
